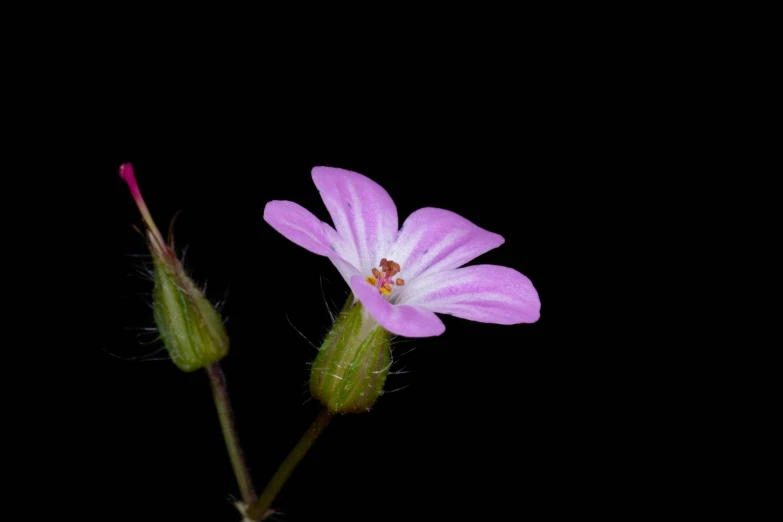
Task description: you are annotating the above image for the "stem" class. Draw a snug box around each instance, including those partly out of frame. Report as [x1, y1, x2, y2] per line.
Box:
[246, 408, 332, 520]
[205, 363, 257, 504]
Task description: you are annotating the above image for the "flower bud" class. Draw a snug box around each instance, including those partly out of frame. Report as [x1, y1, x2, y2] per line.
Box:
[149, 238, 229, 372]
[310, 298, 391, 413]
[120, 163, 229, 372]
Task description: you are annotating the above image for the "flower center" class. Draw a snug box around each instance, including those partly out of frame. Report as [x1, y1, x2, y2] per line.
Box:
[365, 258, 405, 296]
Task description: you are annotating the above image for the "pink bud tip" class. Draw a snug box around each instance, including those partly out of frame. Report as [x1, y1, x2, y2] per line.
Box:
[119, 163, 142, 201]
[118, 162, 164, 247]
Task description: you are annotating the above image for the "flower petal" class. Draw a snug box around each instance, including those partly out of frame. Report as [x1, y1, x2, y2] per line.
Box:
[396, 265, 540, 324]
[264, 200, 362, 284]
[312, 167, 398, 275]
[350, 276, 445, 337]
[386, 208, 505, 282]
[264, 200, 343, 257]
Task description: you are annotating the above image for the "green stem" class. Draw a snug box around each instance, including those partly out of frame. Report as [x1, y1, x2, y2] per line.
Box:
[245, 408, 332, 520]
[206, 363, 256, 504]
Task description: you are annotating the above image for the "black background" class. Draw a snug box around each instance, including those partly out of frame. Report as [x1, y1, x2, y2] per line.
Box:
[5, 12, 728, 519]
[57, 54, 640, 521]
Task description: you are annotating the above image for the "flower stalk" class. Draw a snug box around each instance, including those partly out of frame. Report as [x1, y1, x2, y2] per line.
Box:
[206, 362, 256, 505]
[245, 408, 332, 521]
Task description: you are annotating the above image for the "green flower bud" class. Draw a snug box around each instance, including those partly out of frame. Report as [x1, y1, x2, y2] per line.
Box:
[310, 298, 391, 413]
[120, 163, 229, 372]
[150, 237, 229, 372]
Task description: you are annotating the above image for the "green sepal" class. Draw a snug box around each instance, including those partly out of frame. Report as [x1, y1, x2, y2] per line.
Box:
[310, 296, 391, 413]
[151, 250, 229, 372]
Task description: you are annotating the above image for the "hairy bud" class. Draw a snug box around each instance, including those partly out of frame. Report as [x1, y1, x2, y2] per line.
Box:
[120, 163, 229, 372]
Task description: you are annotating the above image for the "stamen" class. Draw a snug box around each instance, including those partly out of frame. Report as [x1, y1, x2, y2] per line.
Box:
[367, 259, 403, 296]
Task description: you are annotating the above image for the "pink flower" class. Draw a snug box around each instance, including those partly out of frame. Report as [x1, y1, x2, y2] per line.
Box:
[264, 167, 540, 337]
